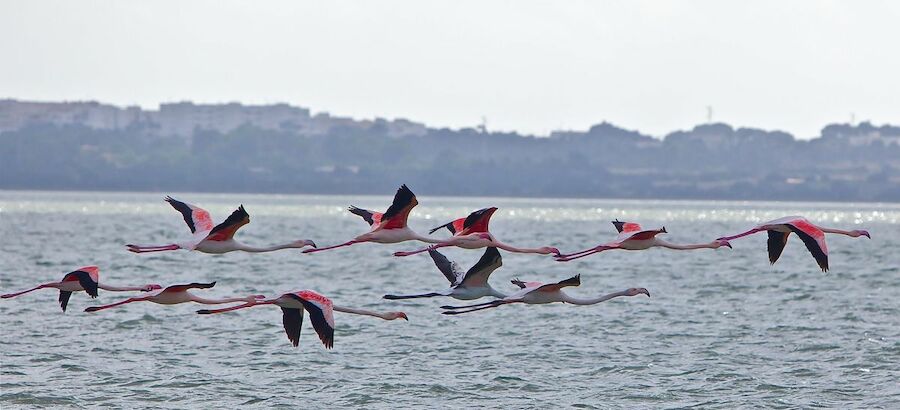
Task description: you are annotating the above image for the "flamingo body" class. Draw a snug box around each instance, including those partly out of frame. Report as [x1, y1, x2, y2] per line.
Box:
[384, 247, 507, 301]
[555, 220, 730, 262]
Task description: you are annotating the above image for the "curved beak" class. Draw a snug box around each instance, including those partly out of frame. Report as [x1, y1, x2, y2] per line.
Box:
[304, 240, 317, 248]
[720, 240, 732, 249]
[641, 289, 651, 298]
[863, 231, 871, 239]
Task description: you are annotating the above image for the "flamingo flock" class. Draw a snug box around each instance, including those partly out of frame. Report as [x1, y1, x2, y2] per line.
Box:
[2, 185, 872, 350]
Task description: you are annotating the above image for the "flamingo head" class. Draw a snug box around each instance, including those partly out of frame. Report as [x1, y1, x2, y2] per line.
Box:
[387, 312, 408, 321]
[244, 294, 267, 302]
[716, 239, 732, 249]
[142, 284, 163, 291]
[293, 239, 317, 248]
[853, 230, 871, 239]
[624, 288, 650, 297]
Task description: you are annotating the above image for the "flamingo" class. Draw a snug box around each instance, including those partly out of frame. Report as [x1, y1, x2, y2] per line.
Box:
[126, 196, 316, 254]
[302, 184, 441, 254]
[83, 282, 263, 312]
[393, 207, 559, 257]
[554, 220, 731, 262]
[384, 247, 507, 300]
[1, 266, 161, 312]
[196, 290, 408, 348]
[716, 215, 871, 272]
[440, 274, 650, 315]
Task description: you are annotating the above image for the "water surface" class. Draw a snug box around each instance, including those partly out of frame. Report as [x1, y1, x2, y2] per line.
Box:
[1, 191, 898, 408]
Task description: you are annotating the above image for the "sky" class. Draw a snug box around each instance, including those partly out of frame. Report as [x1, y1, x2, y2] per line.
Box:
[2, 1, 898, 138]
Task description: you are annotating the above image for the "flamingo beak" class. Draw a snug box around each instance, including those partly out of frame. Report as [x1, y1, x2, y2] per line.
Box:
[660, 227, 668, 234]
[642, 289, 651, 297]
[720, 240, 732, 249]
[304, 240, 317, 248]
[399, 312, 408, 321]
[862, 231, 871, 239]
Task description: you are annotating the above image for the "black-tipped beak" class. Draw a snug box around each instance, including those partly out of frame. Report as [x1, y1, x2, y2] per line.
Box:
[863, 232, 871, 239]
[661, 227, 667, 234]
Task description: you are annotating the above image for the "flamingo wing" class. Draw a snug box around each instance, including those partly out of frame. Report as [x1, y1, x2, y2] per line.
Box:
[459, 247, 502, 287]
[612, 220, 643, 233]
[379, 185, 417, 230]
[58, 291, 74, 312]
[206, 205, 250, 242]
[62, 269, 99, 298]
[165, 196, 214, 234]
[786, 222, 829, 272]
[767, 231, 790, 264]
[349, 206, 383, 226]
[292, 291, 335, 349]
[164, 282, 216, 293]
[428, 249, 465, 285]
[280, 307, 304, 347]
[428, 217, 465, 235]
[536, 274, 581, 292]
[458, 207, 498, 236]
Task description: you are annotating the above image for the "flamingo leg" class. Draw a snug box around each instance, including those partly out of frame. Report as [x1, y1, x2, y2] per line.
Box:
[716, 228, 763, 241]
[555, 245, 604, 259]
[1, 284, 51, 299]
[126, 244, 180, 253]
[440, 300, 500, 310]
[383, 292, 443, 300]
[84, 297, 145, 312]
[441, 301, 508, 315]
[302, 240, 360, 254]
[394, 243, 450, 257]
[196, 301, 269, 314]
[555, 246, 614, 262]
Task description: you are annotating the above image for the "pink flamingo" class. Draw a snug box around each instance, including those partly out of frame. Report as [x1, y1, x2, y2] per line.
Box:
[196, 290, 408, 348]
[1, 266, 161, 312]
[554, 220, 731, 262]
[393, 207, 559, 257]
[716, 215, 870, 272]
[127, 196, 316, 254]
[83, 282, 263, 312]
[440, 274, 649, 315]
[303, 185, 442, 254]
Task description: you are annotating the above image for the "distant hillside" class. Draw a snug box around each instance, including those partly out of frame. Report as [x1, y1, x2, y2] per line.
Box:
[1, 99, 898, 201]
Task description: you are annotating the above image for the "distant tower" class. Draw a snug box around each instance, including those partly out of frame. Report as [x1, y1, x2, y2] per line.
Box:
[706, 106, 713, 124]
[850, 112, 856, 125]
[478, 116, 488, 133]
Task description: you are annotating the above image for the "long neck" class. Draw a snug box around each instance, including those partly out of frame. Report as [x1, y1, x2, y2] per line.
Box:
[236, 242, 296, 253]
[333, 305, 393, 320]
[562, 290, 629, 305]
[820, 227, 855, 236]
[409, 232, 445, 244]
[98, 283, 149, 292]
[655, 239, 718, 250]
[190, 294, 253, 304]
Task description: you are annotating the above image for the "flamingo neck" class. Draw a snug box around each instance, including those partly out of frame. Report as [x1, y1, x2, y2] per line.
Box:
[409, 232, 445, 244]
[235, 242, 297, 253]
[493, 241, 544, 254]
[562, 291, 629, 305]
[98, 283, 147, 292]
[655, 239, 718, 250]
[333, 305, 393, 320]
[820, 227, 855, 236]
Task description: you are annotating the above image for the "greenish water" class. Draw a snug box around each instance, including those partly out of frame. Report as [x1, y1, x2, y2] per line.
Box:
[1, 191, 898, 408]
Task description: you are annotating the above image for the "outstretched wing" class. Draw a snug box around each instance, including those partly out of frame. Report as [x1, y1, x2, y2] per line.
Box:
[61, 268, 99, 298]
[281, 307, 304, 347]
[164, 282, 216, 293]
[459, 207, 497, 235]
[767, 231, 790, 264]
[428, 249, 464, 285]
[379, 185, 417, 230]
[459, 247, 502, 287]
[428, 217, 465, 235]
[536, 274, 581, 292]
[349, 206, 383, 226]
[292, 291, 335, 349]
[165, 196, 214, 234]
[787, 222, 829, 272]
[58, 291, 74, 312]
[206, 205, 250, 241]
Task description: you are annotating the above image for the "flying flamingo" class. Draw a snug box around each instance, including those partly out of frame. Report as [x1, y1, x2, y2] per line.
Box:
[716, 215, 871, 272]
[440, 274, 650, 315]
[126, 196, 316, 254]
[303, 184, 441, 254]
[554, 220, 731, 262]
[1, 266, 161, 312]
[83, 282, 263, 312]
[393, 207, 559, 257]
[384, 247, 508, 300]
[196, 290, 408, 348]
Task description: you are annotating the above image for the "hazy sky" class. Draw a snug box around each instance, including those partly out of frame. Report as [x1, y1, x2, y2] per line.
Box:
[2, 1, 898, 138]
